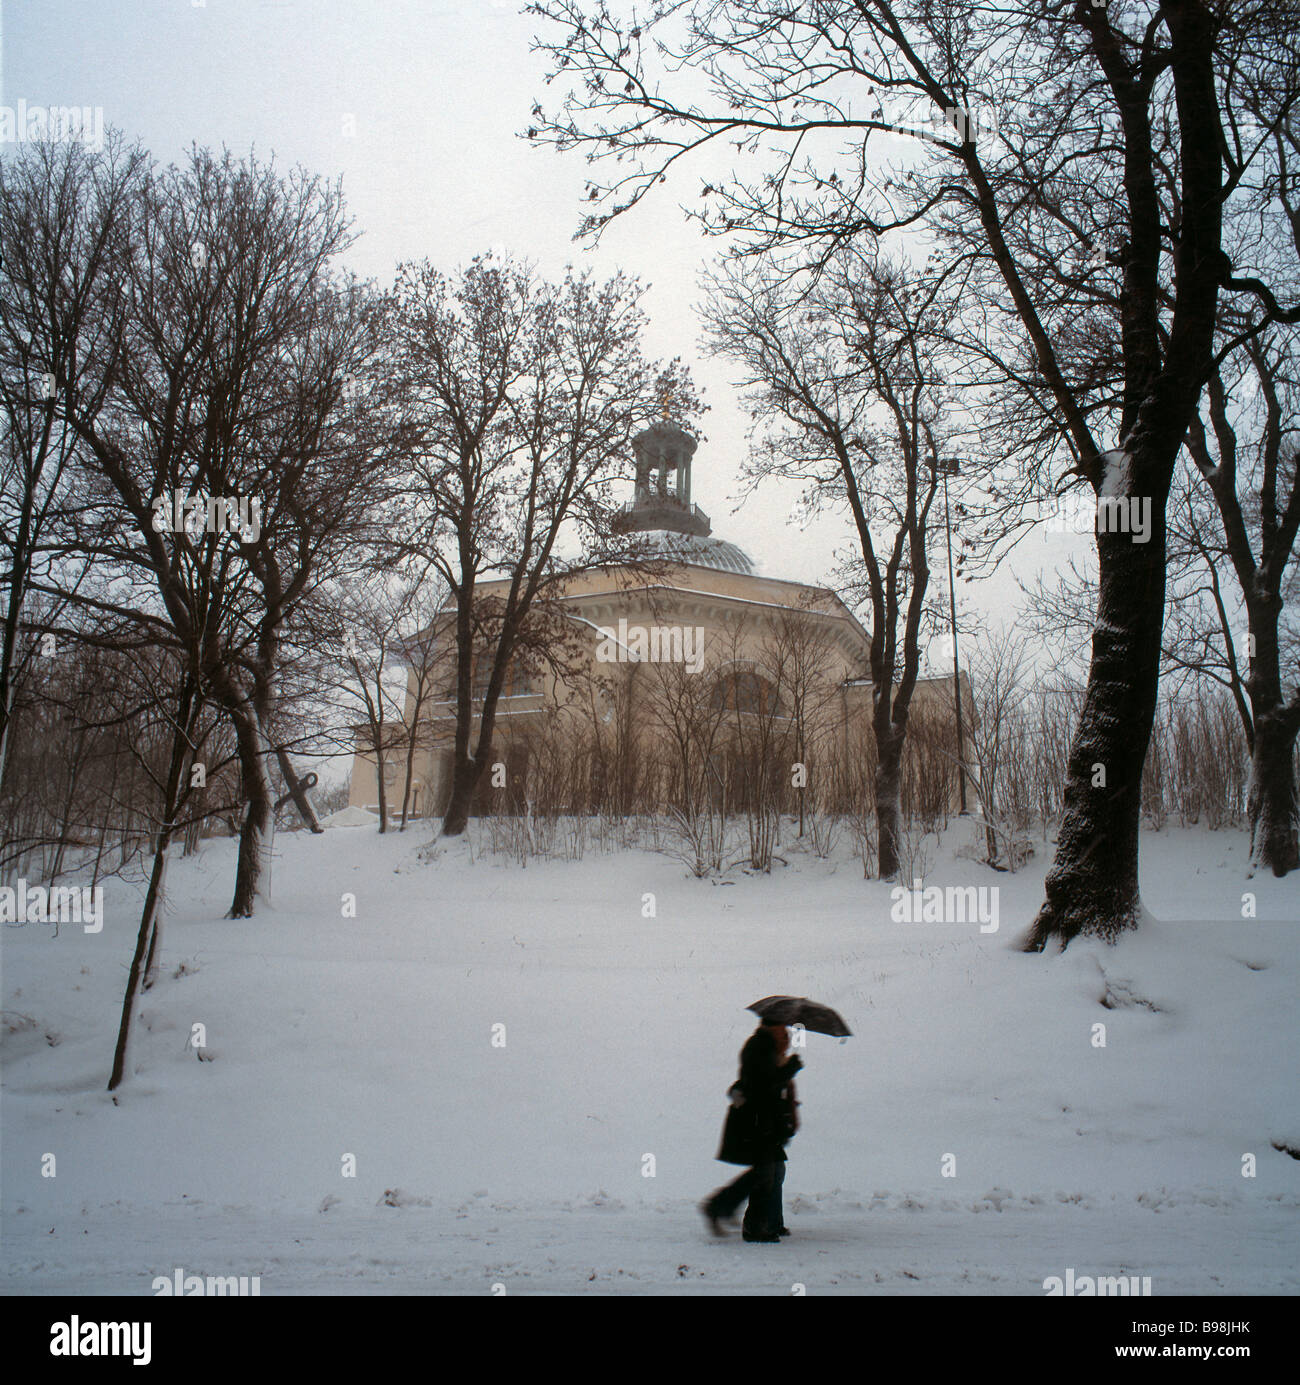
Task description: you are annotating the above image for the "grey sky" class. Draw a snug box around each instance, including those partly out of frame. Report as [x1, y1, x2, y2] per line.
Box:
[3, 0, 1094, 671]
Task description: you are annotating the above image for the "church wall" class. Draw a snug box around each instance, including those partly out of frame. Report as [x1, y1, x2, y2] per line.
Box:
[344, 564, 973, 821]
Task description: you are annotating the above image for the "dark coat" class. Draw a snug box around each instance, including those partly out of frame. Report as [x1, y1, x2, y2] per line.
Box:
[716, 1027, 803, 1165]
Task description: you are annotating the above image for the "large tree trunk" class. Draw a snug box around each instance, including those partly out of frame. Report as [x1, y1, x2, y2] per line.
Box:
[1243, 606, 1300, 877]
[441, 749, 488, 837]
[1023, 513, 1168, 950]
[1247, 705, 1300, 878]
[874, 726, 904, 881]
[442, 632, 505, 837]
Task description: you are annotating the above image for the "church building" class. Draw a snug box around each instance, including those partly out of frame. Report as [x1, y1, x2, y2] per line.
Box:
[346, 420, 968, 822]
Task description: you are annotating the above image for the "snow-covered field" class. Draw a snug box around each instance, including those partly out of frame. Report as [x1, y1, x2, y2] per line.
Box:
[2, 820, 1296, 1295]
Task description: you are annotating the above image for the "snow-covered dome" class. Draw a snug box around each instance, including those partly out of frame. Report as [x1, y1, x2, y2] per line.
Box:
[636, 529, 757, 576]
[610, 423, 757, 575]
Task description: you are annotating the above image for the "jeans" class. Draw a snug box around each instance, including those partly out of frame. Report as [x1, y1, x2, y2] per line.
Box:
[709, 1159, 785, 1238]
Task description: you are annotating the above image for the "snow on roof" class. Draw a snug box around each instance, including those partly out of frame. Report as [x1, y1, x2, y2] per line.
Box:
[635, 529, 757, 575]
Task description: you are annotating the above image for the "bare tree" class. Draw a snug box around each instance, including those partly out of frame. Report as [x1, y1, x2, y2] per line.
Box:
[1184, 333, 1300, 875]
[325, 578, 411, 832]
[703, 250, 954, 878]
[392, 577, 447, 829]
[107, 663, 210, 1091]
[50, 146, 382, 916]
[0, 136, 144, 791]
[321, 568, 449, 831]
[383, 254, 698, 836]
[642, 645, 732, 876]
[530, 0, 1300, 946]
[764, 606, 846, 841]
[709, 615, 796, 871]
[961, 629, 1034, 871]
[1027, 335, 1300, 876]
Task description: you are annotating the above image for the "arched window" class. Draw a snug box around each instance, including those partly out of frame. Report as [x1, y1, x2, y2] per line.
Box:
[710, 668, 781, 716]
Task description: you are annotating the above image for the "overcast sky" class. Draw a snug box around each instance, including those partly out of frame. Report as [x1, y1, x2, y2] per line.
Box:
[3, 0, 1094, 673]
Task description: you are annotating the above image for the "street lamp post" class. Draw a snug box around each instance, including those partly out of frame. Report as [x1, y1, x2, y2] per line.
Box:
[933, 454, 968, 814]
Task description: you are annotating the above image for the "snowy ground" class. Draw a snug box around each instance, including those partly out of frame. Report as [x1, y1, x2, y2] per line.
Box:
[2, 819, 1296, 1295]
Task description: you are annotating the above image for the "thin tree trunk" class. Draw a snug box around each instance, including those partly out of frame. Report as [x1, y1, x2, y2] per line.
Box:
[274, 746, 323, 833]
[48, 729, 88, 885]
[376, 747, 389, 834]
[400, 682, 434, 830]
[90, 815, 109, 893]
[108, 686, 195, 1090]
[399, 728, 418, 830]
[0, 505, 32, 797]
[107, 846, 164, 1090]
[140, 850, 168, 992]
[225, 697, 274, 918]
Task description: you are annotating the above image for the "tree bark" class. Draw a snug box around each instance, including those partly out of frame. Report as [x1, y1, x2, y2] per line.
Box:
[1247, 703, 1300, 877]
[107, 838, 168, 1091]
[141, 862, 166, 994]
[441, 749, 488, 838]
[375, 745, 389, 834]
[874, 726, 905, 881]
[441, 571, 479, 839]
[108, 684, 195, 1090]
[0, 575, 24, 795]
[399, 737, 416, 830]
[1023, 513, 1169, 949]
[224, 695, 274, 918]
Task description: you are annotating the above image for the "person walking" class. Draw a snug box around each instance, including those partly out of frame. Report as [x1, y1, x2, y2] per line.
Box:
[701, 1021, 802, 1242]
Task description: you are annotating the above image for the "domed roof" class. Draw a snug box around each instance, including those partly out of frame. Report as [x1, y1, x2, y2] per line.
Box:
[637, 529, 756, 575]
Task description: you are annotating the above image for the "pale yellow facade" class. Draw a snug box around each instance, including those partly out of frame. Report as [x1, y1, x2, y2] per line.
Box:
[346, 421, 970, 822]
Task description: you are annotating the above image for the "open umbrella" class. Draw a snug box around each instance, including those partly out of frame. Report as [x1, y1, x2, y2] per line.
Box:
[747, 995, 851, 1037]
